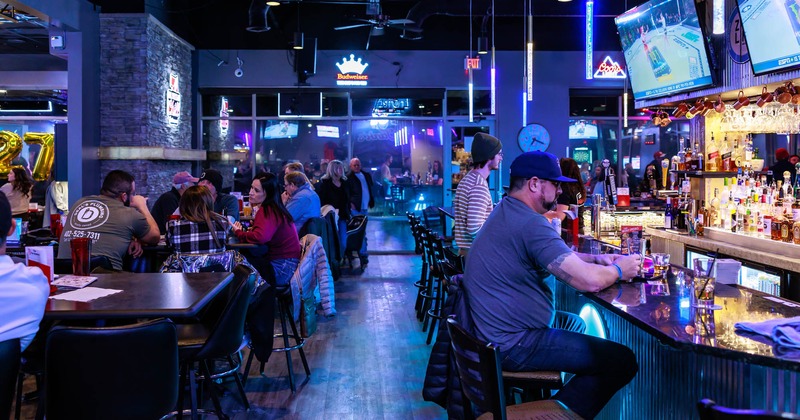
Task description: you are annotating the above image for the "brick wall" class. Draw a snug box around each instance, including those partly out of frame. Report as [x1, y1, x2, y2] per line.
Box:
[99, 14, 194, 200]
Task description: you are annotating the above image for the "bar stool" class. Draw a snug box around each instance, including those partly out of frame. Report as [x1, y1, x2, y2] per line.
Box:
[420, 230, 447, 340]
[272, 287, 311, 393]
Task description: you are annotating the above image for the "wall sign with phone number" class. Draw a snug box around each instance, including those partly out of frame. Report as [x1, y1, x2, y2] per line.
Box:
[0, 130, 55, 181]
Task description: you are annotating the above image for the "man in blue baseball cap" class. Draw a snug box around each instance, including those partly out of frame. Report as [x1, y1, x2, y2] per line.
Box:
[462, 151, 641, 419]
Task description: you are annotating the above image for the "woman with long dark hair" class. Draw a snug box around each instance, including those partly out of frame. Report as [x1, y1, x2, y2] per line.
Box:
[231, 172, 301, 286]
[165, 185, 228, 254]
[1, 167, 33, 216]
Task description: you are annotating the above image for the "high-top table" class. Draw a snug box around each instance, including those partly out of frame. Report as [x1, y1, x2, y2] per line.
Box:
[45, 272, 234, 320]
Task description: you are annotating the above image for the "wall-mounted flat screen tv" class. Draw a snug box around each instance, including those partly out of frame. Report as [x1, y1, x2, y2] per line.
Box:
[316, 125, 340, 138]
[568, 120, 599, 140]
[737, 0, 800, 75]
[261, 121, 299, 139]
[615, 0, 714, 100]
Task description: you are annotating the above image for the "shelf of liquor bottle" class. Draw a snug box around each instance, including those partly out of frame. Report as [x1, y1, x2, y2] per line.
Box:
[670, 170, 772, 178]
[645, 226, 800, 274]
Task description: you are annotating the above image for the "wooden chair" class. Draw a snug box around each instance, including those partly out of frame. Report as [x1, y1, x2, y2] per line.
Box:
[697, 399, 800, 420]
[446, 317, 582, 420]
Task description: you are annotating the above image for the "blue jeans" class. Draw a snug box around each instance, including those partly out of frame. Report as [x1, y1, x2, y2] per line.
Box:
[350, 208, 368, 261]
[500, 322, 638, 419]
[337, 218, 348, 260]
[270, 258, 299, 287]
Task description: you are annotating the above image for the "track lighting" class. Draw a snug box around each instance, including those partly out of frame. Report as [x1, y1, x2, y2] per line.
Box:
[293, 32, 304, 50]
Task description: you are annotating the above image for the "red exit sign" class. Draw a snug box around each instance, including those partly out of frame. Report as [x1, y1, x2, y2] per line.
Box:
[464, 57, 481, 70]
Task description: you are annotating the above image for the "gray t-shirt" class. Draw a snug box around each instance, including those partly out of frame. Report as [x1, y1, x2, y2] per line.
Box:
[57, 195, 151, 270]
[354, 172, 369, 211]
[463, 196, 572, 352]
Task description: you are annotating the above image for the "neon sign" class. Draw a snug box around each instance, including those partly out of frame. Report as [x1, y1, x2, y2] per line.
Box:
[464, 57, 481, 70]
[372, 98, 411, 116]
[593, 56, 626, 79]
[166, 73, 181, 125]
[219, 97, 229, 134]
[585, 0, 594, 80]
[336, 54, 369, 86]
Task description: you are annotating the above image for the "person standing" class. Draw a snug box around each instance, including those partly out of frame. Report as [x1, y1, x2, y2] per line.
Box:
[0, 191, 49, 351]
[57, 170, 160, 271]
[770, 148, 795, 184]
[316, 160, 351, 255]
[198, 168, 239, 222]
[453, 132, 503, 257]
[463, 151, 640, 419]
[380, 153, 394, 197]
[346, 157, 374, 268]
[150, 171, 198, 235]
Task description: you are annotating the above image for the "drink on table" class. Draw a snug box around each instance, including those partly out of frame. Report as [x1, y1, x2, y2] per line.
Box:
[652, 253, 670, 278]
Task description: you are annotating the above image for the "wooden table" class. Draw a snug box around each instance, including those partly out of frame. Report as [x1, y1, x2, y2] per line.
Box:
[45, 272, 234, 320]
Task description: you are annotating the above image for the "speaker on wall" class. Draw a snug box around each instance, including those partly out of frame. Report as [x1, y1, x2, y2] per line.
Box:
[295, 38, 317, 85]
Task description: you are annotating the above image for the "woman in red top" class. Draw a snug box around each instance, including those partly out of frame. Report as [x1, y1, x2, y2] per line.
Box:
[231, 173, 301, 286]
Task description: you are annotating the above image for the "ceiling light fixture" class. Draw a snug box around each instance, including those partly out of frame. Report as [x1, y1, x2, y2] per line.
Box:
[477, 36, 488, 54]
[293, 3, 303, 49]
[246, 0, 270, 32]
[266, 1, 280, 6]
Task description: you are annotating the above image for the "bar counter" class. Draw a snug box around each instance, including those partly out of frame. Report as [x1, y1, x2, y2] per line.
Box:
[554, 238, 800, 418]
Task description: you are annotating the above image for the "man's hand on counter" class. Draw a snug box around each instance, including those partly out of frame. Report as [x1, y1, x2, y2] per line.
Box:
[594, 253, 623, 266]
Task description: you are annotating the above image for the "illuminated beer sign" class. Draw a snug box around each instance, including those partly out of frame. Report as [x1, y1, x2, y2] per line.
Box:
[336, 54, 369, 86]
[166, 73, 181, 125]
[593, 56, 626, 79]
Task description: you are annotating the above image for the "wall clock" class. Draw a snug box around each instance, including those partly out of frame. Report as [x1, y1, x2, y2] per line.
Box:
[517, 123, 551, 152]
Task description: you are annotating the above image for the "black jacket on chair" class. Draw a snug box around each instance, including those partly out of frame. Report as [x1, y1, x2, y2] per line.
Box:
[422, 274, 470, 418]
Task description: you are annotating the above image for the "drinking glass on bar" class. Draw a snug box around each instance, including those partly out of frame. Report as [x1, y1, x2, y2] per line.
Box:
[652, 253, 670, 278]
[692, 258, 717, 308]
[70, 238, 92, 276]
[50, 214, 63, 238]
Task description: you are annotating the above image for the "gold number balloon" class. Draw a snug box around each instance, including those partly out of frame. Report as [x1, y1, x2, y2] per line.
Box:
[0, 131, 22, 179]
[24, 132, 55, 181]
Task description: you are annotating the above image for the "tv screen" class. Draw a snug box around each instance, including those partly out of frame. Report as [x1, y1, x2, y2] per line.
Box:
[615, 0, 713, 100]
[278, 92, 322, 117]
[261, 121, 298, 139]
[737, 0, 800, 75]
[316, 125, 340, 138]
[568, 120, 599, 139]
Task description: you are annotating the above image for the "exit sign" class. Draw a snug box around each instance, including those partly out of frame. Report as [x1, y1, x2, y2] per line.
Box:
[464, 57, 481, 70]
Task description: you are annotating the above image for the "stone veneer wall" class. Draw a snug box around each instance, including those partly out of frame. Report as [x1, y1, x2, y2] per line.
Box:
[99, 14, 194, 199]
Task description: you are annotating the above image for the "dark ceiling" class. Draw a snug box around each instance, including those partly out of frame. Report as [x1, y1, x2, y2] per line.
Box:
[94, 0, 632, 52]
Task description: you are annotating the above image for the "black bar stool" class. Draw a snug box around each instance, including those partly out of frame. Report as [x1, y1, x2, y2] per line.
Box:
[272, 288, 310, 393]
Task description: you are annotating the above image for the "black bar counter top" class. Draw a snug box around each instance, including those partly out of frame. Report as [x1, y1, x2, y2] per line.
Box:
[559, 237, 800, 418]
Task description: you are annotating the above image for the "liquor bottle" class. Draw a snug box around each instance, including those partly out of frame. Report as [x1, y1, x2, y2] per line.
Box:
[710, 188, 720, 228]
[744, 134, 754, 165]
[782, 208, 794, 243]
[697, 200, 706, 236]
[707, 133, 720, 172]
[793, 176, 800, 222]
[685, 141, 694, 171]
[721, 181, 730, 229]
[732, 137, 741, 171]
[664, 197, 673, 229]
[721, 134, 732, 172]
[784, 171, 794, 211]
[695, 139, 704, 171]
[678, 137, 687, 171]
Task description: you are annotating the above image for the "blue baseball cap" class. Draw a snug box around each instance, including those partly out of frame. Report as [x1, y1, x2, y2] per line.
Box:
[509, 151, 576, 183]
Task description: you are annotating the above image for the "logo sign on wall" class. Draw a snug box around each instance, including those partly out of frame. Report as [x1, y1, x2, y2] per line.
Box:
[219, 97, 229, 134]
[166, 73, 181, 126]
[593, 56, 626, 79]
[336, 54, 369, 86]
[728, 8, 749, 64]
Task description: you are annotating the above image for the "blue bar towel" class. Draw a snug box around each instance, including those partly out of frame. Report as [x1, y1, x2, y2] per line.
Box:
[735, 316, 800, 349]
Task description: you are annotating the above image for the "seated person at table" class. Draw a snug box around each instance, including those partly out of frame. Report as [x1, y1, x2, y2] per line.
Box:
[232, 173, 301, 287]
[1, 167, 33, 216]
[198, 168, 239, 222]
[150, 170, 199, 235]
[0, 191, 49, 351]
[165, 185, 228, 254]
[463, 151, 641, 420]
[282, 171, 321, 234]
[57, 170, 160, 271]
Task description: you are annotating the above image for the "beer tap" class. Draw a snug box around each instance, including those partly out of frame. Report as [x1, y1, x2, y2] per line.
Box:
[602, 159, 617, 209]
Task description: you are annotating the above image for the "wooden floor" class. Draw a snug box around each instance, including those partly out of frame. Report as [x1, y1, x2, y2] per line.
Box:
[15, 218, 447, 419]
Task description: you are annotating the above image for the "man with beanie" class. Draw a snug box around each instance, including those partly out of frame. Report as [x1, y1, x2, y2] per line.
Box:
[463, 151, 640, 419]
[150, 171, 199, 235]
[199, 168, 240, 222]
[770, 148, 795, 184]
[346, 157, 375, 269]
[453, 132, 503, 257]
[0, 191, 50, 351]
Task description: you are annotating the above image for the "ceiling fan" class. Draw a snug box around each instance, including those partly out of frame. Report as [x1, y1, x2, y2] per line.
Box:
[333, 1, 421, 50]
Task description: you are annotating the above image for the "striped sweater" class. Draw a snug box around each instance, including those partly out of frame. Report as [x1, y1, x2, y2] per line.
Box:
[453, 170, 493, 251]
